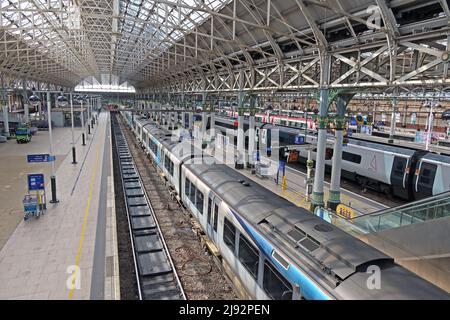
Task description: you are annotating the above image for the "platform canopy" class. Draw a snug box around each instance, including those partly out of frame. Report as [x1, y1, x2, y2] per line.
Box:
[0, 0, 449, 95]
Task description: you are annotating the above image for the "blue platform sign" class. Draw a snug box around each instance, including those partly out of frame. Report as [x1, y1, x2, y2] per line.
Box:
[295, 134, 305, 145]
[28, 174, 45, 191]
[27, 154, 55, 163]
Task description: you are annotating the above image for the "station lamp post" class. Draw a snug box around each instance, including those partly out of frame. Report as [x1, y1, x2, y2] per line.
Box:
[424, 100, 437, 151]
[56, 89, 77, 165]
[69, 91, 77, 164]
[87, 95, 91, 134]
[47, 89, 59, 203]
[77, 95, 86, 146]
[28, 88, 41, 118]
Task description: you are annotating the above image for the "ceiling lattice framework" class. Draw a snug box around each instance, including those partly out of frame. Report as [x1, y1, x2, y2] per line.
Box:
[0, 0, 449, 96]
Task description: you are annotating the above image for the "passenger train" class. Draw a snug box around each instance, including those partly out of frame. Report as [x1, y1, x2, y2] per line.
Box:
[119, 110, 449, 300]
[224, 109, 316, 130]
[213, 116, 450, 201]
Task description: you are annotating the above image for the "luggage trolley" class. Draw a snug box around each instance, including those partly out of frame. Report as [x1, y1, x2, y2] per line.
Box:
[23, 194, 43, 221]
[24, 173, 47, 221]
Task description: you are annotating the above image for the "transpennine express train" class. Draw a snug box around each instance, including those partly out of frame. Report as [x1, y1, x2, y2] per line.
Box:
[119, 110, 449, 300]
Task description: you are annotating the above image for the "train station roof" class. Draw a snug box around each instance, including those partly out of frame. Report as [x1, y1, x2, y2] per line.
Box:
[0, 1, 449, 95]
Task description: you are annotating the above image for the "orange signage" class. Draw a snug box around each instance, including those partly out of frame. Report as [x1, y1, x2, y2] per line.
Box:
[336, 204, 356, 221]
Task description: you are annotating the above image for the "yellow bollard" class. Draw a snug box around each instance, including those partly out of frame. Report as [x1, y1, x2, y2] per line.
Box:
[281, 175, 287, 192]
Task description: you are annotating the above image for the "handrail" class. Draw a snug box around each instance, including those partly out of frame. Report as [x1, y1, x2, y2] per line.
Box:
[334, 191, 450, 235]
[352, 191, 450, 220]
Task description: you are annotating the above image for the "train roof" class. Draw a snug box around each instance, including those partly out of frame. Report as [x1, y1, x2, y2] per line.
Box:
[421, 152, 450, 166]
[183, 163, 392, 278]
[335, 263, 449, 299]
[183, 161, 449, 299]
[348, 139, 417, 156]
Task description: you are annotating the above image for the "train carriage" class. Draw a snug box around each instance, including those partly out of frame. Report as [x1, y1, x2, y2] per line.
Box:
[118, 110, 449, 300]
[213, 116, 450, 200]
[182, 161, 449, 300]
[414, 153, 450, 200]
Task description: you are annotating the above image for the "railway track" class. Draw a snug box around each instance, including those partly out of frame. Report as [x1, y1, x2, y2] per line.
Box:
[112, 115, 185, 300]
[113, 113, 238, 300]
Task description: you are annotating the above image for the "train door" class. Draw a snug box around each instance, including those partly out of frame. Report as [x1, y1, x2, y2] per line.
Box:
[414, 161, 437, 200]
[206, 194, 220, 244]
[390, 156, 409, 199]
[156, 144, 161, 165]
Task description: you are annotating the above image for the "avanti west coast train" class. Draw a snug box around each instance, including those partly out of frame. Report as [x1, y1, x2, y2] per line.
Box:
[121, 111, 449, 300]
[213, 116, 450, 201]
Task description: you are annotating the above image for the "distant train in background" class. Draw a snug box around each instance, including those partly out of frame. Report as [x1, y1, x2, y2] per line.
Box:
[212, 116, 450, 202]
[106, 104, 120, 112]
[224, 110, 316, 130]
[123, 110, 450, 202]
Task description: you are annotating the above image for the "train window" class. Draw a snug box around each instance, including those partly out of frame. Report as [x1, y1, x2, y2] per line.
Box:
[263, 261, 293, 300]
[164, 156, 174, 177]
[238, 235, 259, 279]
[393, 157, 407, 177]
[213, 204, 219, 231]
[190, 183, 195, 203]
[342, 151, 361, 164]
[149, 139, 157, 154]
[185, 178, 190, 198]
[188, 180, 196, 204]
[196, 190, 204, 214]
[419, 162, 437, 185]
[207, 198, 212, 224]
[223, 218, 236, 252]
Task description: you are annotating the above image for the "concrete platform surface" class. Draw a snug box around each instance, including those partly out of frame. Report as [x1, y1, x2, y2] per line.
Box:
[0, 112, 119, 300]
[0, 127, 83, 250]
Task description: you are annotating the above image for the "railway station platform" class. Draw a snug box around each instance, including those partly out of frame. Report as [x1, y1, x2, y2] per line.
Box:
[203, 142, 387, 216]
[0, 112, 119, 300]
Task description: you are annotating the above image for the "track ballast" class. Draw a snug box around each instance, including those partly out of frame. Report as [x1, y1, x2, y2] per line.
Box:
[112, 114, 185, 300]
[112, 112, 238, 300]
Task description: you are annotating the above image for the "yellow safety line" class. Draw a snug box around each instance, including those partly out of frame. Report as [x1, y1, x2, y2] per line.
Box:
[68, 137, 102, 299]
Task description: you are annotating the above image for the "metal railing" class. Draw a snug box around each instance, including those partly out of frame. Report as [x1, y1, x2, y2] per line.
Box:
[334, 192, 450, 235]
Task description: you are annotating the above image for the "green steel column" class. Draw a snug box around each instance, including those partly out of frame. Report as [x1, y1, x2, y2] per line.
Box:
[248, 95, 257, 167]
[236, 91, 245, 168]
[328, 97, 347, 210]
[389, 96, 398, 144]
[201, 92, 208, 134]
[311, 89, 328, 209]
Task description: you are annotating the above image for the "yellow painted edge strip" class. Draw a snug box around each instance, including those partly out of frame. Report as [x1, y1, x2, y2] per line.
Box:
[68, 143, 102, 299]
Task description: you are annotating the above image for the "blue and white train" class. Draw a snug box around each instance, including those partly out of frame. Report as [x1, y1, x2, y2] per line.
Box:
[120, 111, 449, 300]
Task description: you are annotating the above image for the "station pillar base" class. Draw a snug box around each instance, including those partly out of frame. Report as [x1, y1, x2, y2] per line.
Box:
[327, 191, 340, 211]
[309, 192, 324, 212]
[327, 201, 340, 211]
